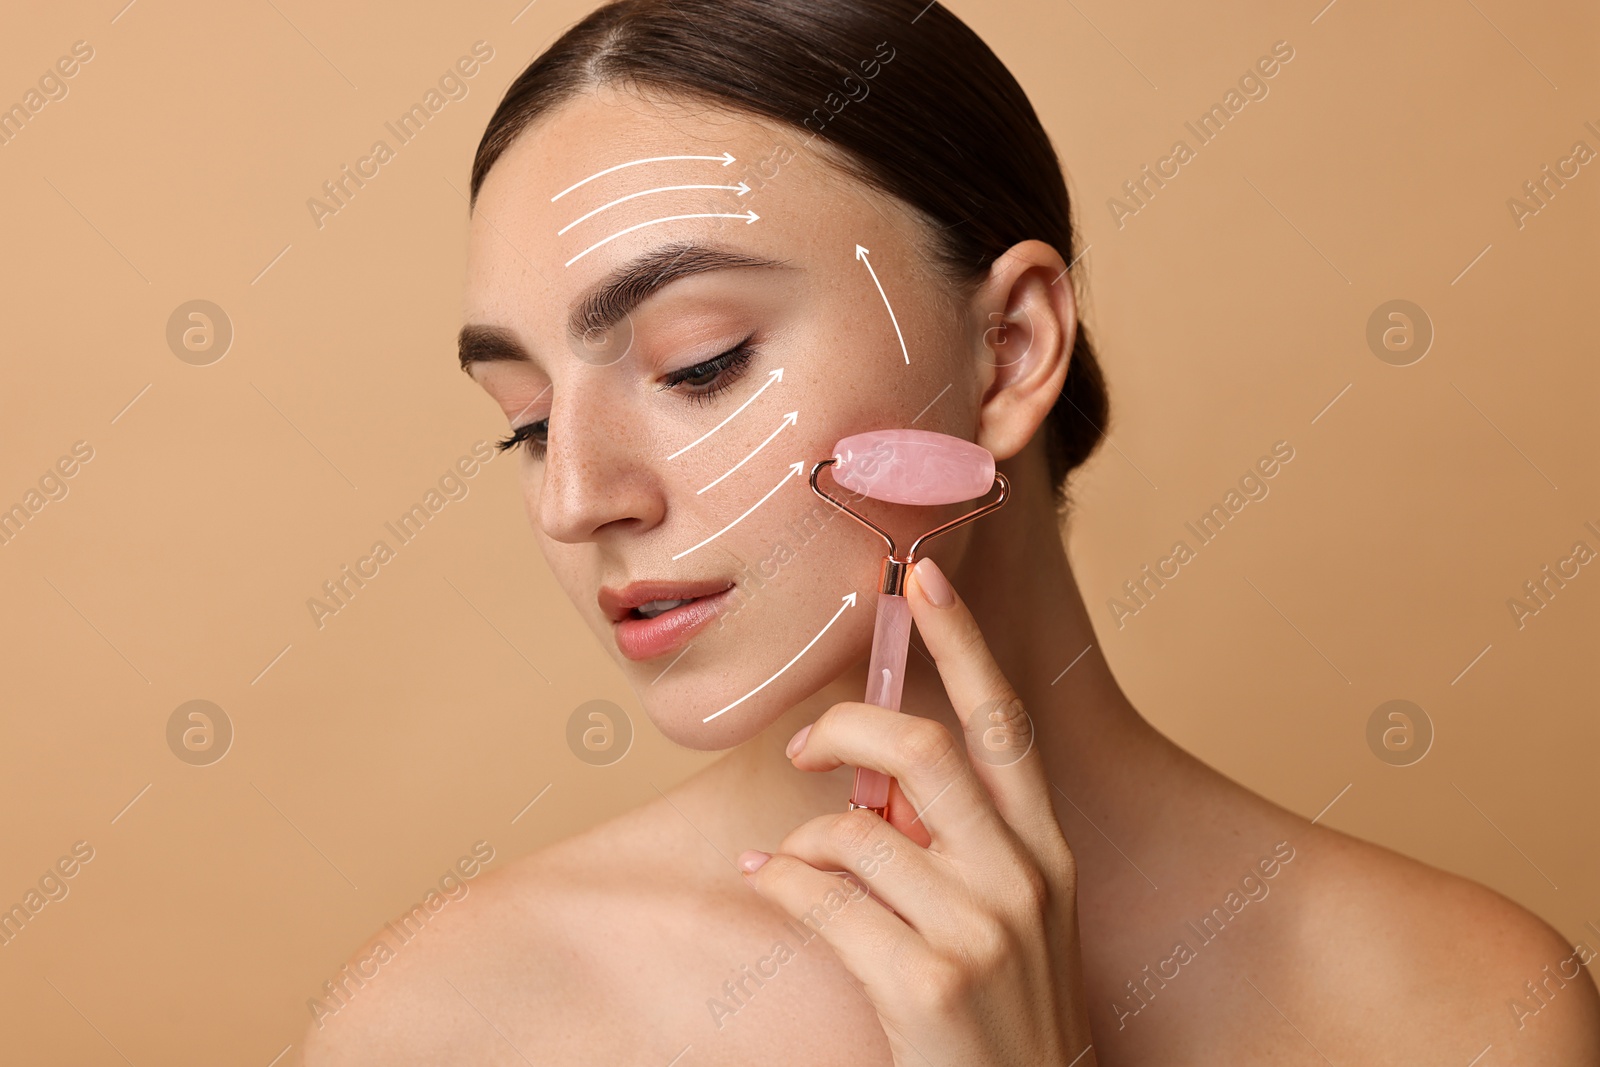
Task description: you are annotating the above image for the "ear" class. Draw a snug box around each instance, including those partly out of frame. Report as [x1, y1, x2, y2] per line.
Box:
[968, 240, 1077, 463]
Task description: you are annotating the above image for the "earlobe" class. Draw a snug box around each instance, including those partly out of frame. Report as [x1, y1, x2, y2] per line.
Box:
[971, 240, 1076, 463]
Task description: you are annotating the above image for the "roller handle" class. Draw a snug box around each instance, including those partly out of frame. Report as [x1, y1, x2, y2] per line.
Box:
[852, 590, 913, 812]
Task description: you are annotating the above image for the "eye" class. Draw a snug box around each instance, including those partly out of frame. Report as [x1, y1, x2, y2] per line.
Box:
[494, 335, 761, 459]
[659, 334, 759, 406]
[495, 419, 546, 456]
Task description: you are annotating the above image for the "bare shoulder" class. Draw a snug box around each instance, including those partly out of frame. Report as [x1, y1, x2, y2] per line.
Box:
[1279, 822, 1600, 1064]
[299, 804, 701, 1066]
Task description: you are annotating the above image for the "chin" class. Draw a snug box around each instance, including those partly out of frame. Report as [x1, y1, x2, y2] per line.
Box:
[620, 588, 877, 751]
[639, 691, 784, 750]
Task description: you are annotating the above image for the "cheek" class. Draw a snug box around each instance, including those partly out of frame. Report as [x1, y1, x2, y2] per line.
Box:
[521, 471, 601, 626]
[640, 455, 954, 748]
[638, 508, 885, 749]
[629, 382, 955, 741]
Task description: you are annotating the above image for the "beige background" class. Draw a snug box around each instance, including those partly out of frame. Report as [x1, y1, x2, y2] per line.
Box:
[0, 0, 1594, 1061]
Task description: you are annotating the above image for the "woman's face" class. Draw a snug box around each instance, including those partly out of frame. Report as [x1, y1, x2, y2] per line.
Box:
[462, 86, 992, 750]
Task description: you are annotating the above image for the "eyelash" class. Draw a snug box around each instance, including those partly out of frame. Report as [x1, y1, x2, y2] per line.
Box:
[494, 335, 759, 458]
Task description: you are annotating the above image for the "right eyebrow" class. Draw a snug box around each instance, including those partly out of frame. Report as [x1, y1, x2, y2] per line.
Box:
[458, 241, 793, 373]
[568, 241, 791, 339]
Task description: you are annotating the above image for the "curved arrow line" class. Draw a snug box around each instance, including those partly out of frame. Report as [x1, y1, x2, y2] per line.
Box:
[672, 462, 803, 561]
[551, 152, 737, 202]
[703, 592, 858, 722]
[697, 411, 797, 494]
[855, 245, 908, 364]
[668, 367, 782, 460]
[566, 210, 759, 267]
[558, 182, 750, 236]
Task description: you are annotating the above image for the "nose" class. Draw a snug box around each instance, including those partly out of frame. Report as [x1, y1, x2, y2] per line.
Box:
[536, 382, 665, 544]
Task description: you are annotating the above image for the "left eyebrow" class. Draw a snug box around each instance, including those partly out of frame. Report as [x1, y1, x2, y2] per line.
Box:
[457, 323, 530, 370]
[457, 241, 793, 372]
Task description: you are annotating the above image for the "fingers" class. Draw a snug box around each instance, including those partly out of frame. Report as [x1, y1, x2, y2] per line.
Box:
[904, 557, 1068, 859]
[790, 701, 1007, 853]
[772, 806, 962, 938]
[885, 778, 933, 848]
[738, 847, 920, 997]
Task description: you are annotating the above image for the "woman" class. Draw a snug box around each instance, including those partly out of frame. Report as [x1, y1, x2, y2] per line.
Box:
[304, 0, 1600, 1062]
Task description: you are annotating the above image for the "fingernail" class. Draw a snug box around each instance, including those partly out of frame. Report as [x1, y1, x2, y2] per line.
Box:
[738, 849, 771, 873]
[785, 723, 812, 758]
[914, 557, 954, 607]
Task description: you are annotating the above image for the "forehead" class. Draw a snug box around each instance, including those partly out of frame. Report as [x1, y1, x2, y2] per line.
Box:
[463, 85, 899, 328]
[496, 84, 792, 198]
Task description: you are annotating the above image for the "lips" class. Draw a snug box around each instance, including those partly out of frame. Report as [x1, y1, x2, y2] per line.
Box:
[599, 579, 737, 661]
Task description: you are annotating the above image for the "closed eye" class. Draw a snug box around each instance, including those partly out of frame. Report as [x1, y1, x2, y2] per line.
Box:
[495, 334, 760, 458]
[659, 333, 758, 404]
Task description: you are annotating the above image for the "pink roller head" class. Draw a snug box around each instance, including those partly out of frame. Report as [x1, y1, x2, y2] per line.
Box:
[831, 428, 995, 505]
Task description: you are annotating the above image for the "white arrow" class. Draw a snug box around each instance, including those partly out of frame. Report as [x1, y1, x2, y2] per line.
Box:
[566, 210, 760, 267]
[697, 411, 797, 494]
[672, 461, 804, 561]
[551, 152, 737, 202]
[559, 182, 751, 235]
[703, 592, 858, 722]
[855, 245, 909, 364]
[668, 367, 782, 460]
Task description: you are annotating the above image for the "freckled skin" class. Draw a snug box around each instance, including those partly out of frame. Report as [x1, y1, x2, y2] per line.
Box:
[300, 85, 1600, 1067]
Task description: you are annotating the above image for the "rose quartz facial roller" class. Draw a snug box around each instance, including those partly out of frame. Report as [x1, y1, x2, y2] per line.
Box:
[809, 428, 1009, 816]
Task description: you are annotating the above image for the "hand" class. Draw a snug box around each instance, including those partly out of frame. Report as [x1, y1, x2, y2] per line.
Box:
[739, 557, 1095, 1067]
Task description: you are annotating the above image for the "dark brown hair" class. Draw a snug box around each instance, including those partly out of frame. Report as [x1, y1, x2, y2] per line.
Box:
[469, 0, 1108, 509]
